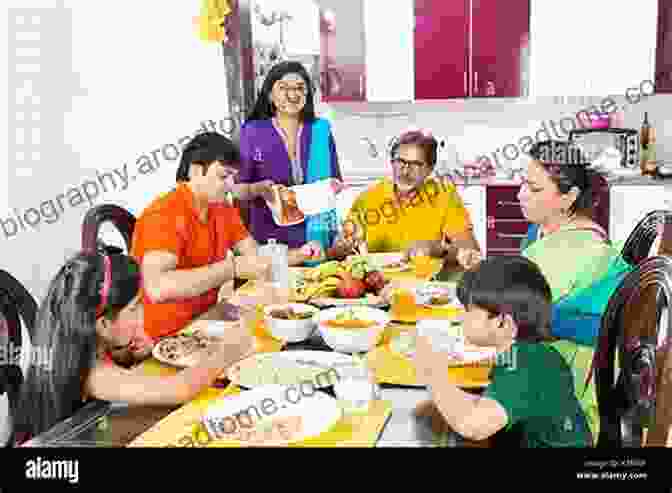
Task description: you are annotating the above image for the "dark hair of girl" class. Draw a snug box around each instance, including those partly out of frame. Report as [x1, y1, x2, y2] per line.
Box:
[390, 130, 439, 168]
[176, 132, 240, 182]
[245, 60, 317, 123]
[13, 248, 141, 440]
[456, 256, 553, 342]
[527, 140, 607, 217]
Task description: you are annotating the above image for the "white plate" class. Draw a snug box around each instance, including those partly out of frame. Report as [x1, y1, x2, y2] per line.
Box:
[606, 167, 640, 177]
[381, 262, 411, 273]
[390, 332, 497, 365]
[201, 384, 342, 446]
[310, 294, 389, 308]
[226, 350, 357, 389]
[415, 282, 459, 307]
[365, 253, 410, 272]
[152, 331, 221, 368]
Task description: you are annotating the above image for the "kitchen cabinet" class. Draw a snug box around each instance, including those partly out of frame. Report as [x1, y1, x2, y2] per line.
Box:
[609, 185, 671, 247]
[414, 0, 530, 100]
[318, 0, 414, 102]
[470, 0, 530, 98]
[530, 0, 658, 98]
[319, 1, 366, 101]
[319, 0, 529, 102]
[414, 0, 470, 99]
[280, 0, 321, 56]
[656, 0, 672, 93]
[485, 184, 610, 257]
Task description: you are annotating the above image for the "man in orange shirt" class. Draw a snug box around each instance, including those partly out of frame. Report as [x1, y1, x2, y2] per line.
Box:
[132, 132, 323, 339]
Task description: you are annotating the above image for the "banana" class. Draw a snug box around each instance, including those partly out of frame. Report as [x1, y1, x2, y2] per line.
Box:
[317, 261, 343, 279]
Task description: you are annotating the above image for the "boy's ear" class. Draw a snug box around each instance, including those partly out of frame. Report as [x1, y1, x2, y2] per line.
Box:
[501, 314, 518, 339]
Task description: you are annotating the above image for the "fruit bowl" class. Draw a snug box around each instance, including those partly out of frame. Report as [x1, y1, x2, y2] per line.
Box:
[263, 303, 319, 343]
[314, 306, 390, 353]
[293, 257, 388, 305]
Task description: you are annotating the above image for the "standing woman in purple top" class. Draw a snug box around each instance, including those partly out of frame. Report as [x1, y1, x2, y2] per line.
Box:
[236, 61, 344, 253]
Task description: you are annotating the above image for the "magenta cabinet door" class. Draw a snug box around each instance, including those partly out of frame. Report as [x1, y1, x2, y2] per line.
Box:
[656, 0, 672, 93]
[471, 0, 530, 97]
[414, 0, 469, 99]
[319, 3, 366, 102]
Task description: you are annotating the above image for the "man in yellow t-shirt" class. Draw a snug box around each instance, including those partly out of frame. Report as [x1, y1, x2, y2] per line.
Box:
[328, 129, 482, 269]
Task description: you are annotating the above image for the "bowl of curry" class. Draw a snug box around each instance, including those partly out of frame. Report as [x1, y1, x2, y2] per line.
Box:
[263, 303, 319, 343]
[314, 306, 390, 353]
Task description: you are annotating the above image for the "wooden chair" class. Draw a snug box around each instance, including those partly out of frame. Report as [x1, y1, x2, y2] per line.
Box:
[0, 270, 38, 447]
[595, 255, 672, 447]
[81, 204, 136, 253]
[620, 210, 672, 267]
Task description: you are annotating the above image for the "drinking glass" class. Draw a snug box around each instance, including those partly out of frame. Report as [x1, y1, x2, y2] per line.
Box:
[391, 288, 417, 321]
[333, 360, 380, 414]
[411, 255, 436, 279]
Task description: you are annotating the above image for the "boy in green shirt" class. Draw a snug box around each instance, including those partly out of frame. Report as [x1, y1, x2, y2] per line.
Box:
[413, 256, 592, 447]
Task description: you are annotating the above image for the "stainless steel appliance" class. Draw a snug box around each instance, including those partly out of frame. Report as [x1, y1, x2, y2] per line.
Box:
[568, 128, 640, 168]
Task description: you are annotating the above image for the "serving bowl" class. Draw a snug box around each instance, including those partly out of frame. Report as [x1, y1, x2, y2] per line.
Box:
[414, 282, 459, 307]
[314, 306, 390, 353]
[263, 303, 319, 342]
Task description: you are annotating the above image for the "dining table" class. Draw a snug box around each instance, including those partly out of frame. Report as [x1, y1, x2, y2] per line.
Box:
[19, 257, 497, 449]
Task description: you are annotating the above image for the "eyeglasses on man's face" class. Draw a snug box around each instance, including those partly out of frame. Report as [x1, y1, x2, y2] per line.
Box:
[391, 157, 429, 173]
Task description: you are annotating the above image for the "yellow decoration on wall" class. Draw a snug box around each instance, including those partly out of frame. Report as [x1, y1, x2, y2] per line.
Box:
[196, 0, 232, 43]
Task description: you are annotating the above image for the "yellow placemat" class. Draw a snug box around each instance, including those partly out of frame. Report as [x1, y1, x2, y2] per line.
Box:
[390, 304, 463, 323]
[128, 385, 392, 448]
[366, 324, 492, 389]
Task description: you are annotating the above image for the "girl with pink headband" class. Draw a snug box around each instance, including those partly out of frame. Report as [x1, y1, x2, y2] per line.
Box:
[13, 247, 254, 444]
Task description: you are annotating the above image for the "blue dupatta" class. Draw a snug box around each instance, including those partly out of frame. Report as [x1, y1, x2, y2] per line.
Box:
[304, 118, 339, 266]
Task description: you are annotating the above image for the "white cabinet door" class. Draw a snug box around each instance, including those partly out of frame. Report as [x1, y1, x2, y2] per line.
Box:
[456, 185, 487, 255]
[363, 0, 414, 102]
[609, 186, 672, 246]
[529, 0, 658, 97]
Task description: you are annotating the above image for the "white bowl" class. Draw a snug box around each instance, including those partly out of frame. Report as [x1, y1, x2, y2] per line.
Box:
[263, 303, 319, 342]
[315, 306, 390, 353]
[414, 282, 458, 306]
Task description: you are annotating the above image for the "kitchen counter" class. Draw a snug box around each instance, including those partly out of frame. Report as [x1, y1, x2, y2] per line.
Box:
[344, 171, 672, 189]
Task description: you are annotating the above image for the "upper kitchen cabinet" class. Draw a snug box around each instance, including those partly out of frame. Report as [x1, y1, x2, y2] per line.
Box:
[318, 0, 414, 102]
[470, 0, 530, 98]
[319, 1, 366, 101]
[414, 0, 530, 100]
[530, 0, 658, 98]
[656, 0, 672, 93]
[414, 0, 470, 99]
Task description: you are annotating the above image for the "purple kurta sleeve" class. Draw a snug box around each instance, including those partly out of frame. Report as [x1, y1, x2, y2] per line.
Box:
[238, 123, 255, 184]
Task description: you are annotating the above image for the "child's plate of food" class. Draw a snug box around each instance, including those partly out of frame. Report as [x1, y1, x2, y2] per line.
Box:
[152, 330, 221, 368]
[390, 322, 497, 367]
[201, 384, 342, 447]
